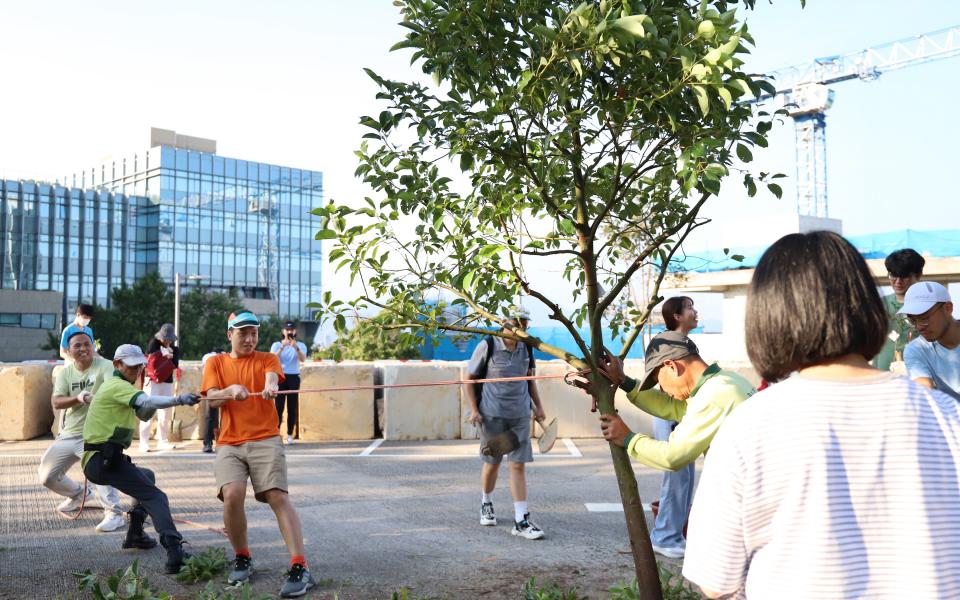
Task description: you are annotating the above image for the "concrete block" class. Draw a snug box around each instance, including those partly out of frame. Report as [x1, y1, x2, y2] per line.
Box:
[0, 364, 55, 440]
[378, 361, 461, 440]
[295, 362, 375, 440]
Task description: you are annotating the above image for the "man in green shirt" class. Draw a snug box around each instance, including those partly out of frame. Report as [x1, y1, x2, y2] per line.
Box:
[82, 344, 201, 574]
[39, 330, 125, 533]
[578, 331, 754, 558]
[873, 248, 924, 371]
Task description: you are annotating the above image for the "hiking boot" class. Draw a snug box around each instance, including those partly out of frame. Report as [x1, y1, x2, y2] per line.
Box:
[227, 555, 253, 586]
[511, 513, 545, 540]
[161, 536, 189, 574]
[57, 487, 94, 512]
[280, 563, 316, 598]
[480, 502, 496, 526]
[122, 508, 157, 549]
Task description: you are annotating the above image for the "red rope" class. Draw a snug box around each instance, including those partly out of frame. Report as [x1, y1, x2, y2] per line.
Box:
[56, 478, 89, 521]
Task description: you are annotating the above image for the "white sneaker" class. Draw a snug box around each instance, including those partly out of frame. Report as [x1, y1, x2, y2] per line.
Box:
[138, 442, 150, 453]
[156, 441, 177, 451]
[511, 514, 545, 540]
[286, 435, 294, 445]
[95, 512, 127, 533]
[57, 488, 94, 512]
[480, 502, 496, 526]
[651, 544, 685, 559]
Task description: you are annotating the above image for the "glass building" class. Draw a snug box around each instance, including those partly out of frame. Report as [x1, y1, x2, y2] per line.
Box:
[65, 129, 324, 319]
[0, 178, 155, 319]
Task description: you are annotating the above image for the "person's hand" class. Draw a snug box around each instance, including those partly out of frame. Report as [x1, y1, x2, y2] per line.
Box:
[175, 392, 201, 406]
[76, 390, 93, 405]
[533, 405, 546, 423]
[261, 381, 279, 401]
[599, 414, 631, 447]
[468, 408, 483, 426]
[160, 346, 173, 358]
[226, 384, 250, 401]
[598, 350, 626, 387]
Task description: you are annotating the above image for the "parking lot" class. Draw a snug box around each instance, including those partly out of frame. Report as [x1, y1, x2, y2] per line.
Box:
[0, 436, 692, 599]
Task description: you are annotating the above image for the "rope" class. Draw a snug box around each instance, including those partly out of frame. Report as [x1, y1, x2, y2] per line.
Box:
[56, 478, 89, 521]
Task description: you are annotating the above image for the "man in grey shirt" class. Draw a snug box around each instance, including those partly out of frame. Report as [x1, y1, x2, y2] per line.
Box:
[465, 310, 547, 540]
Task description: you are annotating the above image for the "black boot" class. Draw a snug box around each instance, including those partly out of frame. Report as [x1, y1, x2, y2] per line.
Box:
[161, 535, 190, 574]
[122, 507, 157, 550]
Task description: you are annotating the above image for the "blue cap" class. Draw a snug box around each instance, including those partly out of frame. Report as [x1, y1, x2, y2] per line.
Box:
[227, 311, 260, 330]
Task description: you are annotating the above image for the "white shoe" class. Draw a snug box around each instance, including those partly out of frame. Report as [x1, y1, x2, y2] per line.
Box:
[511, 514, 545, 540]
[156, 441, 177, 451]
[651, 544, 685, 559]
[95, 512, 127, 533]
[286, 435, 294, 445]
[138, 442, 150, 453]
[57, 488, 94, 512]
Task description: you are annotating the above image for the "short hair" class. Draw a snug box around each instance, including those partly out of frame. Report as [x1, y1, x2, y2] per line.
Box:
[884, 248, 925, 278]
[746, 231, 888, 382]
[67, 330, 93, 345]
[76, 304, 95, 318]
[661, 296, 693, 331]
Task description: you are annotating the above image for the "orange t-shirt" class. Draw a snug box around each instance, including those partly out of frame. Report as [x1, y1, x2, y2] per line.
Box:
[201, 351, 285, 446]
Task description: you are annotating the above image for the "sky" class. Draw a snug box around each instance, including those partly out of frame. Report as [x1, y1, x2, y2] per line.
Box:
[2, 1, 958, 327]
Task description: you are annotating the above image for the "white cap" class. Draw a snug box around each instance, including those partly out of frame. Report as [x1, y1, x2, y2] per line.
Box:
[511, 305, 531, 320]
[114, 344, 147, 366]
[898, 281, 951, 316]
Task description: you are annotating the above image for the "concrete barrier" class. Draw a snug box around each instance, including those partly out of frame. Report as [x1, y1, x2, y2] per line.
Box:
[0, 363, 55, 440]
[296, 362, 375, 440]
[378, 361, 461, 440]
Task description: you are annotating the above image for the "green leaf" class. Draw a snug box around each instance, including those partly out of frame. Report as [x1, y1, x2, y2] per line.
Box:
[696, 20, 716, 39]
[315, 229, 337, 240]
[459, 152, 474, 171]
[736, 143, 753, 162]
[611, 15, 648, 37]
[692, 86, 709, 116]
[717, 87, 732, 109]
[767, 183, 783, 199]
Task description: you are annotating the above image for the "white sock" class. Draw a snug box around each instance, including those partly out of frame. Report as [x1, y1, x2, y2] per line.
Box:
[514, 501, 528, 522]
[482, 492, 492, 504]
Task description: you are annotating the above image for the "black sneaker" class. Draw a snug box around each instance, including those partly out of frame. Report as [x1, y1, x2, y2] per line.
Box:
[202, 443, 214, 454]
[227, 555, 253, 585]
[511, 513, 545, 540]
[480, 502, 496, 526]
[280, 563, 316, 598]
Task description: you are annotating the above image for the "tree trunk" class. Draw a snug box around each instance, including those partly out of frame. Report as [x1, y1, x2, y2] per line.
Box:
[595, 380, 663, 599]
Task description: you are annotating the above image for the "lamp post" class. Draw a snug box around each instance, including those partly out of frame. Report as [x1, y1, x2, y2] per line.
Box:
[173, 273, 204, 347]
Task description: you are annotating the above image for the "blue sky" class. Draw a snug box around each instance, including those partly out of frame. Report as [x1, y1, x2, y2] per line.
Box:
[1, 1, 958, 322]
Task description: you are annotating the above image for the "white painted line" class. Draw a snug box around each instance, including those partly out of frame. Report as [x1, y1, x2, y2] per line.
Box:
[585, 502, 653, 513]
[359, 439, 385, 456]
[562, 438, 582, 458]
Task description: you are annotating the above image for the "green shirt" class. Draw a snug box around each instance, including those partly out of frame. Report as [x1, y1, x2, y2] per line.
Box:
[873, 293, 917, 372]
[81, 371, 144, 467]
[621, 363, 755, 471]
[52, 356, 114, 438]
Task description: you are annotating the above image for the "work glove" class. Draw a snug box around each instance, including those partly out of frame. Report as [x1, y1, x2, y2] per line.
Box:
[76, 390, 93, 405]
[175, 392, 201, 406]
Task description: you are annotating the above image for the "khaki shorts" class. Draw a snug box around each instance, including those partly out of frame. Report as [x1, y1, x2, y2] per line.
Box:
[214, 435, 288, 503]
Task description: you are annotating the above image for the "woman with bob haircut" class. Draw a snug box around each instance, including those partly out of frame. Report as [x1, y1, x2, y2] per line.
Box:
[681, 231, 960, 599]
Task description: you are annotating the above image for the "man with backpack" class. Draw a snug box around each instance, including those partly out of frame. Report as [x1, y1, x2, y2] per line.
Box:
[465, 308, 547, 540]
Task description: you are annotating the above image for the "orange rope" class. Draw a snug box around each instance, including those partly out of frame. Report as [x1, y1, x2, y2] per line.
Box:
[56, 478, 89, 521]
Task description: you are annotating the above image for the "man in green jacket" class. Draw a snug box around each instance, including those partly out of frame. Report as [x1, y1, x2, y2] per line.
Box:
[581, 331, 754, 558]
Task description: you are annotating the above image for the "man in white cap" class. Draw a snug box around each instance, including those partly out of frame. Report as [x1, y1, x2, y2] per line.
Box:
[900, 281, 960, 401]
[82, 343, 201, 574]
[39, 329, 126, 532]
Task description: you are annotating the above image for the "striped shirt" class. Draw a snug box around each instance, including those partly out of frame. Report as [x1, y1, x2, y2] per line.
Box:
[683, 372, 960, 599]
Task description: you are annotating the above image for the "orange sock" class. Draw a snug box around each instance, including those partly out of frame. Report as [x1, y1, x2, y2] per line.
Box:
[291, 555, 307, 568]
[237, 548, 251, 559]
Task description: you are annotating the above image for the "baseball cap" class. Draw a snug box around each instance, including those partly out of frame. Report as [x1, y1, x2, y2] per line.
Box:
[283, 320, 297, 329]
[638, 330, 699, 391]
[227, 311, 260, 329]
[511, 306, 531, 320]
[898, 281, 951, 316]
[114, 344, 148, 366]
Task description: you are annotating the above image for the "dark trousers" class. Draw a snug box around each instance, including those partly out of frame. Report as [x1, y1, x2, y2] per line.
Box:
[204, 405, 219, 445]
[83, 453, 181, 542]
[276, 373, 300, 436]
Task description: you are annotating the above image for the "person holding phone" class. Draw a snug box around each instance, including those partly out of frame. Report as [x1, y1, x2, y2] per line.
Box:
[271, 321, 307, 444]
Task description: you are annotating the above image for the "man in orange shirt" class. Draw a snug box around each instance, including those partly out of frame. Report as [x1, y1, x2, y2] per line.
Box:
[202, 311, 315, 598]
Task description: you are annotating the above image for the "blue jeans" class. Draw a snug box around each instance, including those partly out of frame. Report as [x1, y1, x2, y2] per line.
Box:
[650, 417, 695, 548]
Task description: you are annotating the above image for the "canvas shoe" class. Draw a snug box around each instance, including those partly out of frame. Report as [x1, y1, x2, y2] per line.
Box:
[651, 544, 685, 559]
[95, 512, 127, 533]
[480, 502, 496, 526]
[156, 441, 177, 451]
[511, 513, 545, 540]
[280, 563, 316, 598]
[227, 555, 253, 586]
[57, 487, 94, 512]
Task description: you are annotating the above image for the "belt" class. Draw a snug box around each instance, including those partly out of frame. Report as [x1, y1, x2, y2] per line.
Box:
[83, 442, 107, 452]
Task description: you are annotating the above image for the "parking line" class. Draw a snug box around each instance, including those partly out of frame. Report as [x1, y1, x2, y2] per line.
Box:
[561, 438, 582, 458]
[359, 439, 384, 456]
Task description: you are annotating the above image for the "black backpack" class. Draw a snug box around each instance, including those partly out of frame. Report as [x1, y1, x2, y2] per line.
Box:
[474, 335, 536, 408]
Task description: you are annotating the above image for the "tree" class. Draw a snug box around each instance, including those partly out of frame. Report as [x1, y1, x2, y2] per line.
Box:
[315, 1, 791, 595]
[314, 312, 423, 361]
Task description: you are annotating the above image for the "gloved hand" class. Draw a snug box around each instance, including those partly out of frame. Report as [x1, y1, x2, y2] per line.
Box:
[175, 392, 201, 406]
[76, 390, 93, 405]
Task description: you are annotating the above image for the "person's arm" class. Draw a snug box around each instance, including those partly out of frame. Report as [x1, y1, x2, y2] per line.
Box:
[206, 385, 250, 408]
[904, 341, 937, 389]
[132, 392, 200, 421]
[464, 344, 486, 425]
[295, 342, 307, 363]
[271, 341, 283, 356]
[261, 371, 280, 400]
[529, 369, 545, 422]
[623, 381, 687, 422]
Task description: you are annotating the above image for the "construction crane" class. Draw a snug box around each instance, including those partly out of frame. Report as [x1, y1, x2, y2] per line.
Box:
[756, 25, 960, 218]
